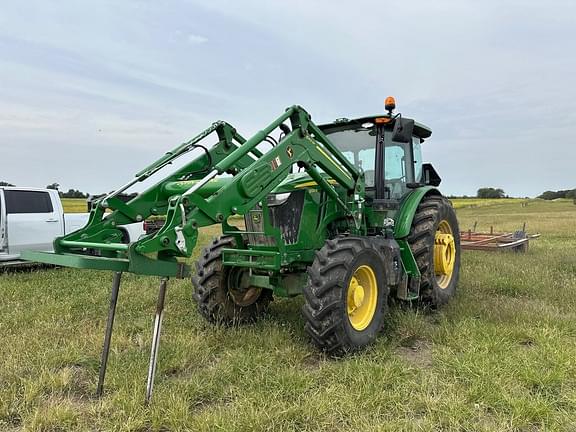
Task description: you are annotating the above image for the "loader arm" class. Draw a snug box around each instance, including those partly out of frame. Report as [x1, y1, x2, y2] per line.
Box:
[25, 106, 363, 277]
[135, 106, 364, 259]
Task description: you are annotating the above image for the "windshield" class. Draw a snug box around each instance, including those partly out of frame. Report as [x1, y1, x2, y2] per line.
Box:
[323, 128, 376, 186]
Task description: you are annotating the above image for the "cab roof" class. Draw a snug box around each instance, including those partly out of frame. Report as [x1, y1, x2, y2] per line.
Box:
[318, 115, 432, 140]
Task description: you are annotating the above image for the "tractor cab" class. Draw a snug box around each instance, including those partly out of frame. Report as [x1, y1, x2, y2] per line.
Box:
[319, 98, 437, 204]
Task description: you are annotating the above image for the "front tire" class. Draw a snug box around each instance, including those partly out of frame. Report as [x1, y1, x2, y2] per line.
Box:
[407, 195, 460, 307]
[302, 237, 389, 356]
[192, 236, 273, 324]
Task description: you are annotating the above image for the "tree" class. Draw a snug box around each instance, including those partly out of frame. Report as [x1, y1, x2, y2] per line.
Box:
[538, 189, 576, 200]
[46, 183, 60, 191]
[477, 187, 505, 199]
[0, 181, 15, 186]
[61, 189, 88, 198]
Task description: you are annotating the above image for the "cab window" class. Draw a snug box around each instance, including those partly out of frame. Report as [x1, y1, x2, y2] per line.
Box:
[384, 131, 415, 199]
[413, 138, 423, 182]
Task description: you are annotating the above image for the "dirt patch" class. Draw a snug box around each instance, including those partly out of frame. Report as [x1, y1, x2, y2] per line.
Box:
[165, 355, 223, 380]
[519, 338, 536, 348]
[395, 340, 432, 368]
[300, 352, 324, 369]
[189, 395, 233, 413]
[56, 365, 93, 399]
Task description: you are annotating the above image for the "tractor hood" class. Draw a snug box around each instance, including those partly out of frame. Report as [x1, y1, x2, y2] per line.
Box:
[162, 172, 328, 199]
[272, 172, 336, 193]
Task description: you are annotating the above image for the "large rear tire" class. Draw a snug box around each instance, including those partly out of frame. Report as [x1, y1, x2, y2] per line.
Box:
[192, 236, 273, 324]
[302, 237, 389, 356]
[407, 195, 460, 307]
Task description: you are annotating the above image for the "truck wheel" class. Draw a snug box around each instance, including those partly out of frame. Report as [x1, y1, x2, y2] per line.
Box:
[192, 236, 273, 324]
[407, 195, 460, 307]
[302, 237, 389, 356]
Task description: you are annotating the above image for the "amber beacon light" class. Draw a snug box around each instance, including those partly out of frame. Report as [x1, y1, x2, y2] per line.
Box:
[385, 96, 396, 112]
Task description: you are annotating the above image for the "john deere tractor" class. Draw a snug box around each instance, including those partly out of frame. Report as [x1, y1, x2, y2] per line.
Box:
[23, 97, 460, 401]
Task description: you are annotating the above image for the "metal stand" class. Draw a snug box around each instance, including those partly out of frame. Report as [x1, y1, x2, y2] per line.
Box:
[96, 271, 122, 398]
[145, 277, 168, 405]
[95, 273, 169, 404]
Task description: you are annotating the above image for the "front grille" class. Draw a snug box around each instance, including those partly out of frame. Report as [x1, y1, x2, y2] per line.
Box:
[244, 190, 305, 246]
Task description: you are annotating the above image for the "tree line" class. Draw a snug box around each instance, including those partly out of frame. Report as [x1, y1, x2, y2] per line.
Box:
[3, 180, 575, 201]
[447, 187, 575, 200]
[537, 189, 576, 200]
[46, 183, 88, 198]
[1, 181, 89, 198]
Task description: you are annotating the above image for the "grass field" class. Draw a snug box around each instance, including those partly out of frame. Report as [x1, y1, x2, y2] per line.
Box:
[60, 199, 88, 214]
[2, 199, 576, 431]
[450, 198, 527, 209]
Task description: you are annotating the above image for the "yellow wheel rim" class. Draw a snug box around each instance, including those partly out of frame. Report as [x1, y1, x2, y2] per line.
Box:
[434, 220, 456, 289]
[347, 265, 378, 331]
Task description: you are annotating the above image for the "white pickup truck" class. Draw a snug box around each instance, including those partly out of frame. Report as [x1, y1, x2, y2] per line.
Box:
[0, 187, 145, 266]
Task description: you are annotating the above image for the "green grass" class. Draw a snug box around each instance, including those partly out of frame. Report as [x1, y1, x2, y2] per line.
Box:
[2, 200, 576, 431]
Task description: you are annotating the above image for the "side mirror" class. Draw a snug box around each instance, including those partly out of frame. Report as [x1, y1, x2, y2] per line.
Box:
[392, 118, 414, 143]
[421, 163, 441, 186]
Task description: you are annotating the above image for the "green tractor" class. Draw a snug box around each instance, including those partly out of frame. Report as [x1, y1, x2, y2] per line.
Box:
[23, 97, 460, 401]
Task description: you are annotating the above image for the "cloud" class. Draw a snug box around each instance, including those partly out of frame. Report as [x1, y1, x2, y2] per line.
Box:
[186, 33, 208, 44]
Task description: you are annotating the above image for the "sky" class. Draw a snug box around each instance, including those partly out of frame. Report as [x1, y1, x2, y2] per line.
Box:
[1, 0, 575, 197]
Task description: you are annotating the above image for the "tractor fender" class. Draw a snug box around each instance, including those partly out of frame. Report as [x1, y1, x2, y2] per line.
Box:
[393, 186, 442, 238]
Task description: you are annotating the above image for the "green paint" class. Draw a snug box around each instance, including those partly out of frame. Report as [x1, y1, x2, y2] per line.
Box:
[393, 186, 441, 238]
[396, 239, 420, 278]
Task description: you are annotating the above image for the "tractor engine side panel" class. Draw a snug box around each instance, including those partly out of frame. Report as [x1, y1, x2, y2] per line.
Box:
[244, 190, 305, 246]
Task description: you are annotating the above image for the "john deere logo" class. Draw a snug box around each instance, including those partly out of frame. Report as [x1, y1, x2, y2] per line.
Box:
[252, 213, 261, 223]
[286, 146, 294, 158]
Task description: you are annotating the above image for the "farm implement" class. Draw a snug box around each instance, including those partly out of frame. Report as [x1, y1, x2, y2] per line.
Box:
[461, 222, 540, 252]
[22, 98, 461, 402]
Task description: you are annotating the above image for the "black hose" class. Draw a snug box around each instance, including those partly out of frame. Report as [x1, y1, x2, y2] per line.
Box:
[180, 144, 213, 180]
[265, 135, 278, 146]
[279, 123, 291, 136]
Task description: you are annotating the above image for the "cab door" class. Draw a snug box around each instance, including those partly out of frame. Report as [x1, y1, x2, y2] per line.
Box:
[5, 189, 63, 254]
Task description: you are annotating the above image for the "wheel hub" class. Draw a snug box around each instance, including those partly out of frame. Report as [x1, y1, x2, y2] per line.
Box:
[434, 233, 455, 275]
[346, 265, 378, 331]
[434, 220, 456, 289]
[348, 277, 366, 311]
[228, 268, 262, 307]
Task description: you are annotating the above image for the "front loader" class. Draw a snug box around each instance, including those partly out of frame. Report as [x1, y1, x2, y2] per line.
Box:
[22, 97, 460, 402]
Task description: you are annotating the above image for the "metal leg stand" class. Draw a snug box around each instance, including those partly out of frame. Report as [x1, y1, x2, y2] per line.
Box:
[96, 271, 122, 398]
[145, 277, 168, 405]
